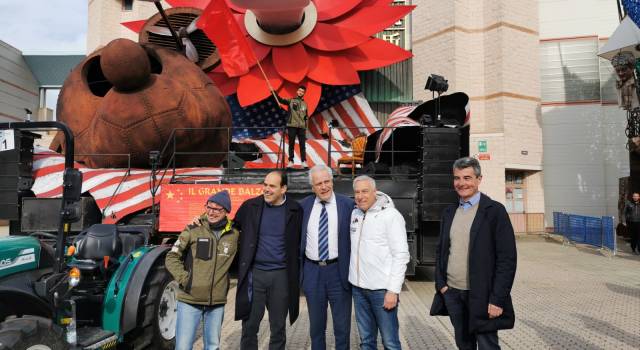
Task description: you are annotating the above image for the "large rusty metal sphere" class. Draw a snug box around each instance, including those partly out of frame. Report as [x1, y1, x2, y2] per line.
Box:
[100, 39, 151, 91]
[55, 40, 231, 168]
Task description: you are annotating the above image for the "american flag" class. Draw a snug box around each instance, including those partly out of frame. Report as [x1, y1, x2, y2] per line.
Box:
[375, 106, 420, 161]
[31, 149, 223, 224]
[228, 85, 378, 140]
[375, 100, 471, 161]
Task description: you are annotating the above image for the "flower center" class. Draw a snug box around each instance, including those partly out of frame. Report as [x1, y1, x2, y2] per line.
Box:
[244, 2, 318, 46]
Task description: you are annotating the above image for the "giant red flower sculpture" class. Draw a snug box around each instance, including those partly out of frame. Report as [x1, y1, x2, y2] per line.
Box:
[123, 0, 414, 115]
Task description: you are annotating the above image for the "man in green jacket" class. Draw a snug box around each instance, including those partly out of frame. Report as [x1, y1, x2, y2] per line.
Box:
[166, 190, 239, 350]
[276, 86, 309, 168]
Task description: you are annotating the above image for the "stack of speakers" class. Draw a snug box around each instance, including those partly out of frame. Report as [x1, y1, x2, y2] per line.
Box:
[421, 127, 461, 220]
[0, 130, 39, 221]
[417, 127, 462, 267]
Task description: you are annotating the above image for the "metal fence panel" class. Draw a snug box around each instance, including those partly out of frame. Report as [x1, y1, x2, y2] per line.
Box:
[584, 217, 602, 246]
[552, 212, 617, 255]
[568, 215, 586, 243]
[601, 216, 616, 252]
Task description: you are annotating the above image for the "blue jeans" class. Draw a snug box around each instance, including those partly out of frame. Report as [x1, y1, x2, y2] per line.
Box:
[352, 286, 401, 350]
[175, 301, 225, 350]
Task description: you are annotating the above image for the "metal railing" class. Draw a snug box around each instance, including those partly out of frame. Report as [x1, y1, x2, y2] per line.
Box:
[552, 212, 617, 255]
[326, 125, 427, 178]
[156, 126, 288, 181]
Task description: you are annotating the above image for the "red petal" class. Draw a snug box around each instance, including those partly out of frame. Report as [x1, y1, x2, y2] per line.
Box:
[272, 43, 309, 83]
[207, 72, 239, 96]
[313, 0, 363, 21]
[279, 79, 321, 115]
[343, 38, 412, 70]
[303, 23, 369, 51]
[277, 81, 300, 99]
[329, 5, 415, 38]
[248, 38, 271, 64]
[166, 0, 209, 9]
[307, 50, 360, 85]
[237, 57, 283, 106]
[304, 80, 322, 115]
[121, 20, 147, 33]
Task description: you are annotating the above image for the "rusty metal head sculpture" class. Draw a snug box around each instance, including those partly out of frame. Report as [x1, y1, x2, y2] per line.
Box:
[54, 38, 231, 168]
[612, 51, 636, 82]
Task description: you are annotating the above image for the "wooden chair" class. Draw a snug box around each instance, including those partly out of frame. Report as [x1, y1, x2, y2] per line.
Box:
[337, 134, 367, 176]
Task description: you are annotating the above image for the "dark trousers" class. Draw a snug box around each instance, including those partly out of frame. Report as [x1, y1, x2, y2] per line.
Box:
[629, 221, 640, 252]
[442, 288, 500, 350]
[303, 261, 352, 350]
[287, 127, 306, 162]
[241, 268, 289, 350]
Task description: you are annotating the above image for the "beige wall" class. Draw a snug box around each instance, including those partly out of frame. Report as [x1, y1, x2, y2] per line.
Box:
[470, 133, 506, 203]
[87, 0, 169, 53]
[412, 0, 543, 211]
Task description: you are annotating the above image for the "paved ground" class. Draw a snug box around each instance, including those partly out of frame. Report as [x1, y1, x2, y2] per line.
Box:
[189, 235, 640, 349]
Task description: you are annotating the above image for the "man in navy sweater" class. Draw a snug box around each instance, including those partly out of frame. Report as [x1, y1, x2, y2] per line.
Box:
[234, 171, 303, 350]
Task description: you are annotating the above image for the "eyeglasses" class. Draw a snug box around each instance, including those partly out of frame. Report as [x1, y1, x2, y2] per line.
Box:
[205, 205, 225, 214]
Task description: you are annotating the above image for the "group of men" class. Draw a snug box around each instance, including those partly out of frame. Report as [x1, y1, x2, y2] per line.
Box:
[165, 157, 518, 350]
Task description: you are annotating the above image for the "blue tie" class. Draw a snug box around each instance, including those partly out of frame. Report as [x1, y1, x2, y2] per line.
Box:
[318, 201, 329, 261]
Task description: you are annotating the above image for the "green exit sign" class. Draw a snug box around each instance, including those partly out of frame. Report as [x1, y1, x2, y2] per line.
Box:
[478, 140, 487, 153]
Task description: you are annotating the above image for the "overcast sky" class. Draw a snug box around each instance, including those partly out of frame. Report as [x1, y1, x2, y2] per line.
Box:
[0, 0, 87, 53]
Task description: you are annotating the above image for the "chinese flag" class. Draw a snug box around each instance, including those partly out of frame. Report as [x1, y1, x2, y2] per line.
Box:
[197, 0, 256, 77]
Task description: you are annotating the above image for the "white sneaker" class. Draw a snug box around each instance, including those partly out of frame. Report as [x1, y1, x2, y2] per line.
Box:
[287, 161, 294, 168]
[301, 161, 308, 168]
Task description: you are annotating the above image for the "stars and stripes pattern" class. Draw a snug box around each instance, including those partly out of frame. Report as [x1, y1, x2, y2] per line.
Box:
[375, 106, 420, 161]
[241, 132, 354, 168]
[31, 85, 381, 224]
[31, 149, 223, 224]
[229, 84, 375, 140]
[375, 100, 471, 161]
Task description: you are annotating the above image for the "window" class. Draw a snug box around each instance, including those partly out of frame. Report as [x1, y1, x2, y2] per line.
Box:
[122, 0, 133, 11]
[540, 38, 601, 103]
[505, 171, 526, 213]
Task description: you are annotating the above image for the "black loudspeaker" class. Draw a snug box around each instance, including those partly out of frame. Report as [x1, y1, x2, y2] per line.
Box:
[392, 197, 417, 232]
[363, 162, 390, 176]
[406, 233, 417, 275]
[21, 197, 101, 233]
[0, 130, 39, 220]
[419, 222, 440, 264]
[226, 153, 246, 169]
[421, 128, 460, 221]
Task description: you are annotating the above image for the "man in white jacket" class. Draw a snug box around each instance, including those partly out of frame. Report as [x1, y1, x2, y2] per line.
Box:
[349, 175, 410, 350]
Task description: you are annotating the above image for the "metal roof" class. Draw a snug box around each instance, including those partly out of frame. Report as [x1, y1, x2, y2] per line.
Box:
[22, 55, 85, 87]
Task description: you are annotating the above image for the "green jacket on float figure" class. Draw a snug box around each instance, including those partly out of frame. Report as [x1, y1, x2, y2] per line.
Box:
[276, 94, 308, 129]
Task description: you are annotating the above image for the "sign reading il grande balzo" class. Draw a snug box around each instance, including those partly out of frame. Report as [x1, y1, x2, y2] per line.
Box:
[159, 184, 263, 232]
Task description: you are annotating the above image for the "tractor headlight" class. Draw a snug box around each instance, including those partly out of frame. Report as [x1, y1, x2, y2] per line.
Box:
[69, 267, 81, 287]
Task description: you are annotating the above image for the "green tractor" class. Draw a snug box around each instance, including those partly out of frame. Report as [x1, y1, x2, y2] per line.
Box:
[0, 122, 177, 349]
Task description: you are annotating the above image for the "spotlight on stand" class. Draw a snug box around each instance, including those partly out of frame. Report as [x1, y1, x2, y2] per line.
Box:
[424, 74, 448, 123]
[425, 74, 448, 93]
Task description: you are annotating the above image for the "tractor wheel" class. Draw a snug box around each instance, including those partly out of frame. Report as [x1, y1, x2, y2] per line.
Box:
[125, 264, 176, 349]
[0, 315, 67, 350]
